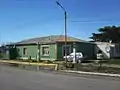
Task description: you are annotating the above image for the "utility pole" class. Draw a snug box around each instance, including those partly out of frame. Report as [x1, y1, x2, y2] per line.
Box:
[37, 42, 40, 62]
[56, 1, 67, 62]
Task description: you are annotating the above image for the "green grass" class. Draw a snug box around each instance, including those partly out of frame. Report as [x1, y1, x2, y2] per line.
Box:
[59, 63, 120, 74]
[107, 59, 120, 65]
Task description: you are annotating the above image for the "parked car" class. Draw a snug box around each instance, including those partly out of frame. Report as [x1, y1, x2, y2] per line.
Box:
[63, 52, 84, 62]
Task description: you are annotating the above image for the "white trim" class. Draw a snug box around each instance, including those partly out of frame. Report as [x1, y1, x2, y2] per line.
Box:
[20, 57, 28, 60]
[40, 58, 56, 61]
[31, 57, 36, 60]
[41, 45, 50, 56]
[41, 45, 50, 47]
[20, 57, 36, 60]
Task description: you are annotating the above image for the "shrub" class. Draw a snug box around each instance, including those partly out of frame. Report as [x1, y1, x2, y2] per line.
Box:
[31, 60, 37, 62]
[63, 61, 74, 68]
[0, 53, 3, 59]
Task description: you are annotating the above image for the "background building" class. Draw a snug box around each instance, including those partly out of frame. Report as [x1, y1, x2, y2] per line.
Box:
[95, 42, 120, 59]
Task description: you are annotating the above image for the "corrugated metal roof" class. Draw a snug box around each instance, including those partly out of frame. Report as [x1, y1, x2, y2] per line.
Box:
[14, 35, 90, 45]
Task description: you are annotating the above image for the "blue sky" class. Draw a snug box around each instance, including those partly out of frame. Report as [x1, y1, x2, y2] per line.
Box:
[0, 0, 120, 44]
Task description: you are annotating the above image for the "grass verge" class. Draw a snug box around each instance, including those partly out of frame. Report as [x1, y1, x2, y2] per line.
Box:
[107, 59, 120, 65]
[58, 62, 120, 74]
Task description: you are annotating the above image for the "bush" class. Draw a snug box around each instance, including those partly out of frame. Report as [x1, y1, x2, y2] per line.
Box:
[31, 60, 37, 62]
[63, 62, 74, 68]
[0, 53, 3, 59]
[107, 59, 120, 65]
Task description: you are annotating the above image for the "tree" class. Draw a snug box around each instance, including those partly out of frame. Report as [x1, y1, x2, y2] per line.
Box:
[90, 26, 120, 43]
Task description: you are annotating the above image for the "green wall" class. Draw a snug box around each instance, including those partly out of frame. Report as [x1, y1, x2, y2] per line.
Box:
[50, 44, 57, 60]
[40, 44, 57, 60]
[14, 42, 95, 61]
[57, 42, 73, 60]
[16, 44, 57, 61]
[76, 42, 95, 59]
[17, 45, 38, 60]
[57, 42, 95, 60]
[57, 43, 63, 60]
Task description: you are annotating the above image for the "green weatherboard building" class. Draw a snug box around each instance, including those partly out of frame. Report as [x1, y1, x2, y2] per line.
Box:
[6, 35, 95, 61]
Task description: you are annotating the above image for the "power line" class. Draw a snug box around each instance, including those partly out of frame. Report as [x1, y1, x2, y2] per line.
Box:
[70, 19, 120, 23]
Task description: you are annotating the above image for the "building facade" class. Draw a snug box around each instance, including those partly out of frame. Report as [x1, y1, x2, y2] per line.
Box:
[6, 35, 95, 61]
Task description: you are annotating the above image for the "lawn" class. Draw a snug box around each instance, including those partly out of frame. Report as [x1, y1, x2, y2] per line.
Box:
[107, 59, 120, 65]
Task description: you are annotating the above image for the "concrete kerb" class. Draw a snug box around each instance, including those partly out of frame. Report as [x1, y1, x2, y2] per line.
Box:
[0, 60, 58, 70]
[0, 60, 120, 77]
[62, 70, 120, 77]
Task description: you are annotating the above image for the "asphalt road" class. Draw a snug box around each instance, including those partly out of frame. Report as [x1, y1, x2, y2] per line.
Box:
[0, 65, 120, 90]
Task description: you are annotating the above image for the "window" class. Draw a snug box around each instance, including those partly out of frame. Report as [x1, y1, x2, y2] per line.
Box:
[23, 48, 27, 55]
[42, 47, 49, 56]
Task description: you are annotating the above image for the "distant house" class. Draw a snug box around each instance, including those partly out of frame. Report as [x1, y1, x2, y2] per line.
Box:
[94, 42, 120, 59]
[5, 35, 95, 61]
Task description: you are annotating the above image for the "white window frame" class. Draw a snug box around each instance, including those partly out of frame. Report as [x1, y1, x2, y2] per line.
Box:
[41, 45, 50, 56]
